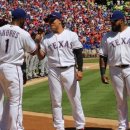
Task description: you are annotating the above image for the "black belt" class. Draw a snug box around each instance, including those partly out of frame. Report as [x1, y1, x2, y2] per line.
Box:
[57, 65, 74, 69]
[115, 65, 129, 68]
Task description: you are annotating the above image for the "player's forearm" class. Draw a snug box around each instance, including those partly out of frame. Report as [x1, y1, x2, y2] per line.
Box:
[36, 44, 45, 60]
[99, 55, 107, 76]
[30, 45, 38, 56]
[35, 34, 42, 44]
[73, 48, 83, 72]
[37, 49, 45, 60]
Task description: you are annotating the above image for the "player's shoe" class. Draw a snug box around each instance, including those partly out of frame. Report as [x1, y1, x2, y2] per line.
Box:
[76, 128, 84, 130]
[33, 73, 40, 78]
[40, 74, 45, 77]
[118, 127, 128, 130]
[27, 75, 32, 80]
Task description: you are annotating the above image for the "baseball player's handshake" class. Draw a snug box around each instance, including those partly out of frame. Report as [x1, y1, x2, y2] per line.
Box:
[35, 34, 42, 44]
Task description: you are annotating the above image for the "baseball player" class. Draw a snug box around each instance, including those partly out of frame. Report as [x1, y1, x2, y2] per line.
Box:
[99, 10, 130, 130]
[0, 8, 37, 130]
[0, 18, 9, 128]
[38, 12, 85, 130]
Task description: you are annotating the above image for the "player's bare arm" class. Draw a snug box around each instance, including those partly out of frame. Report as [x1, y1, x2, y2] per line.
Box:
[73, 48, 83, 81]
[37, 44, 45, 60]
[35, 33, 45, 60]
[99, 55, 109, 84]
[30, 45, 38, 56]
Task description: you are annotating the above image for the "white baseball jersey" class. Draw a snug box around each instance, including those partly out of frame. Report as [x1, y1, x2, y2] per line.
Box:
[99, 27, 130, 66]
[0, 24, 36, 65]
[40, 29, 83, 67]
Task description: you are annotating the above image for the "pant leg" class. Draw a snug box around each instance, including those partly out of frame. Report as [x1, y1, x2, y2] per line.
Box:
[39, 56, 48, 76]
[48, 68, 64, 130]
[39, 58, 46, 76]
[0, 64, 24, 130]
[25, 52, 30, 77]
[26, 54, 33, 79]
[61, 67, 85, 129]
[44, 56, 48, 75]
[0, 83, 4, 125]
[32, 55, 39, 77]
[109, 66, 128, 128]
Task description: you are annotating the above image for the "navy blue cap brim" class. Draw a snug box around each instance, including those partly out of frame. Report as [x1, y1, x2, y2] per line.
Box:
[12, 15, 27, 19]
[44, 15, 61, 23]
[49, 15, 61, 20]
[110, 17, 124, 21]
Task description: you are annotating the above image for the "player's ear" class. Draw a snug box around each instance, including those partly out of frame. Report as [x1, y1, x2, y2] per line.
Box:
[120, 19, 125, 24]
[59, 20, 64, 27]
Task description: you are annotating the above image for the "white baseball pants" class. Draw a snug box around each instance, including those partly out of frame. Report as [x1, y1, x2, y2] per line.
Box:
[48, 66, 85, 130]
[0, 86, 4, 125]
[109, 66, 130, 129]
[0, 63, 24, 130]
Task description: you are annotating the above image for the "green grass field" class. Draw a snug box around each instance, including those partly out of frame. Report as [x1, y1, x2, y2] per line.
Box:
[83, 57, 99, 63]
[23, 58, 130, 120]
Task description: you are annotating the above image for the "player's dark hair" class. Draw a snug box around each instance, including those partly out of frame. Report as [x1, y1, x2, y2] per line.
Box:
[38, 27, 44, 34]
[31, 32, 36, 40]
[61, 20, 65, 28]
[0, 19, 8, 27]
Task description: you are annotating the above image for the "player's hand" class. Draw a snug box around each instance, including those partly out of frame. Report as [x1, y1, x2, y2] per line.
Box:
[101, 75, 109, 84]
[35, 34, 42, 44]
[76, 71, 83, 81]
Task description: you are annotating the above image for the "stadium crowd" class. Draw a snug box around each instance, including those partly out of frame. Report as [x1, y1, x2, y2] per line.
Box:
[0, 0, 130, 80]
